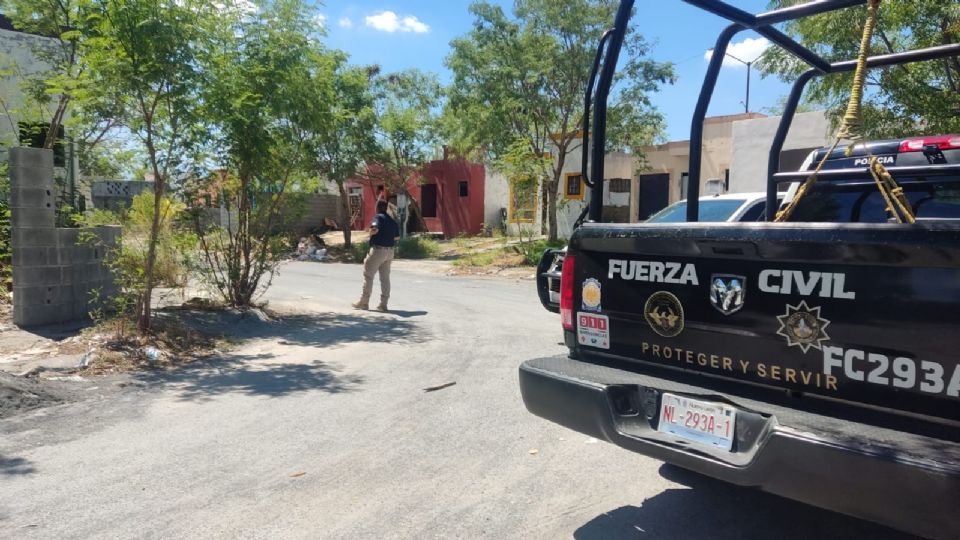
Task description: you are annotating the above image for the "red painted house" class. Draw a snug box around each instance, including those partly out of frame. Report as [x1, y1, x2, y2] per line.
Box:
[348, 155, 486, 238]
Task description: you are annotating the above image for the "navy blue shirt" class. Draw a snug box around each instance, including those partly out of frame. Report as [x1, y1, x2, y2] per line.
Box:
[370, 213, 399, 247]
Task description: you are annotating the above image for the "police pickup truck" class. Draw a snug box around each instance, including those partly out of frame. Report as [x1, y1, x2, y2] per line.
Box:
[520, 1, 960, 536]
[522, 1, 960, 536]
[524, 134, 960, 537]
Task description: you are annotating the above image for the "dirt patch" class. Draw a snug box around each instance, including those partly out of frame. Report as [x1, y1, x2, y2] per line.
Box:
[0, 371, 77, 419]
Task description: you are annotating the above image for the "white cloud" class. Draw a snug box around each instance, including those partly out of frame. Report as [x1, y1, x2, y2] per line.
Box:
[364, 11, 430, 33]
[338, 17, 353, 28]
[704, 37, 770, 67]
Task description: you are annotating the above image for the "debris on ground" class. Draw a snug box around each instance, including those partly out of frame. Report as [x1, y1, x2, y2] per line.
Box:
[294, 234, 328, 261]
[0, 371, 75, 419]
[289, 471, 306, 478]
[423, 382, 456, 392]
[528, 448, 539, 455]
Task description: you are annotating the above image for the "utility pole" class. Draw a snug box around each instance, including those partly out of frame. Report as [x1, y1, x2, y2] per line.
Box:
[724, 52, 752, 113]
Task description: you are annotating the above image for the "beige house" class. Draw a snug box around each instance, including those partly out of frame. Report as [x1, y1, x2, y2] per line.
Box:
[484, 111, 831, 237]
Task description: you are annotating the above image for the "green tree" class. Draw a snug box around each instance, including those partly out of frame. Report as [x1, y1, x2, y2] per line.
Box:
[1, 0, 96, 150]
[446, 0, 674, 241]
[84, 0, 214, 330]
[758, 0, 960, 138]
[192, 0, 335, 307]
[357, 69, 442, 236]
[308, 60, 379, 248]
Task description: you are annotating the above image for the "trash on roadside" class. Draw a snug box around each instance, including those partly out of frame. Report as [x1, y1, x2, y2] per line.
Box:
[143, 347, 161, 362]
[289, 471, 306, 478]
[77, 351, 98, 368]
[585, 437, 598, 444]
[296, 235, 327, 261]
[423, 381, 456, 392]
[528, 448, 539, 455]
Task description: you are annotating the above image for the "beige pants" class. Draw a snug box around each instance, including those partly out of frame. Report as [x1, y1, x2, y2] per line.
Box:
[360, 246, 394, 306]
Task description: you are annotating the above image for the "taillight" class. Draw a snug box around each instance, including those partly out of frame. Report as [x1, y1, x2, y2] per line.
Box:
[899, 135, 960, 153]
[560, 254, 576, 330]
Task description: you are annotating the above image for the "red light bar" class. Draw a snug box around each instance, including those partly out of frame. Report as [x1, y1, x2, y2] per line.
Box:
[900, 135, 960, 153]
[560, 255, 576, 330]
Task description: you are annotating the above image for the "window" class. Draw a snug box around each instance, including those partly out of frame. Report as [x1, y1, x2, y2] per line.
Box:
[608, 178, 631, 193]
[564, 173, 584, 200]
[647, 199, 746, 223]
[739, 201, 766, 222]
[790, 180, 960, 223]
[459, 181, 468, 197]
[420, 184, 438, 218]
[509, 182, 537, 223]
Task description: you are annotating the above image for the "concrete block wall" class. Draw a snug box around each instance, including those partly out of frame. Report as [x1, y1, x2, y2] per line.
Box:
[91, 180, 154, 211]
[288, 193, 340, 232]
[10, 147, 120, 327]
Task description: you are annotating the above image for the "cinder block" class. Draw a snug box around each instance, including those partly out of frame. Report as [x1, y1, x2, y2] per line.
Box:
[11, 207, 56, 229]
[9, 147, 54, 170]
[56, 228, 81, 248]
[8, 166, 54, 190]
[11, 246, 53, 267]
[14, 302, 73, 327]
[59, 266, 77, 286]
[10, 187, 55, 209]
[11, 228, 57, 248]
[13, 266, 64, 286]
[13, 284, 74, 306]
[93, 225, 122, 246]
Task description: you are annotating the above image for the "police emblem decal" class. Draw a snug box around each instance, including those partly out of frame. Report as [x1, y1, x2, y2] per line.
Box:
[581, 278, 602, 312]
[644, 291, 684, 338]
[710, 274, 746, 315]
[776, 300, 831, 353]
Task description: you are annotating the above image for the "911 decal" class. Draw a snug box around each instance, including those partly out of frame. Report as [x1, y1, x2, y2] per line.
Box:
[577, 312, 610, 349]
[823, 346, 960, 398]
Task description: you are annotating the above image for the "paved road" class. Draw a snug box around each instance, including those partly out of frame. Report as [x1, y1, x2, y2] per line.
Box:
[0, 261, 917, 539]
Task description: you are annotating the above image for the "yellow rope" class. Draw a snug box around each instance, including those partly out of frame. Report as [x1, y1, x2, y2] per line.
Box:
[776, 0, 916, 224]
[775, 139, 839, 221]
[836, 0, 880, 150]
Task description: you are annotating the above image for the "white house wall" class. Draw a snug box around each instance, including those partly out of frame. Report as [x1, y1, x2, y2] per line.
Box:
[0, 29, 60, 149]
[730, 111, 831, 193]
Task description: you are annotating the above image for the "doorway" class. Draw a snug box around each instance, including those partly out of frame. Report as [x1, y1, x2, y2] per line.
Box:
[636, 173, 670, 221]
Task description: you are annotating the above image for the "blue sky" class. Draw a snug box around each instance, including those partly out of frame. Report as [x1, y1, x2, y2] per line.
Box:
[320, 1, 793, 141]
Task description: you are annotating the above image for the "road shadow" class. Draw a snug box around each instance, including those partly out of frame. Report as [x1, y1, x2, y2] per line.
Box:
[137, 352, 365, 402]
[0, 456, 35, 476]
[573, 465, 917, 540]
[161, 309, 430, 348]
[382, 309, 428, 318]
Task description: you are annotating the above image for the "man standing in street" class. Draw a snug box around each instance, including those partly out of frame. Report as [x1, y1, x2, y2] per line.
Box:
[353, 199, 399, 312]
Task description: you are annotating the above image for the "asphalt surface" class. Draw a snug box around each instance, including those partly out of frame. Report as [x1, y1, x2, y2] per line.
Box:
[0, 261, 920, 539]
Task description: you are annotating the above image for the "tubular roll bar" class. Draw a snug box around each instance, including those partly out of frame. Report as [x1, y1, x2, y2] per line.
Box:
[585, 0, 960, 224]
[765, 43, 960, 219]
[773, 164, 960, 183]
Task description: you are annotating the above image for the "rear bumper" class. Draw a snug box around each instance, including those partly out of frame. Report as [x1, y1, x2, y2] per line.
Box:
[519, 355, 960, 540]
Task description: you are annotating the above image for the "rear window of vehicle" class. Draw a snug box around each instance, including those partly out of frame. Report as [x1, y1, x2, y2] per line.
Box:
[647, 199, 746, 223]
[789, 179, 960, 223]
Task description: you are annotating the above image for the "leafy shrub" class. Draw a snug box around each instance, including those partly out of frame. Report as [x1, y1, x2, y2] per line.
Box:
[79, 192, 197, 333]
[396, 236, 440, 259]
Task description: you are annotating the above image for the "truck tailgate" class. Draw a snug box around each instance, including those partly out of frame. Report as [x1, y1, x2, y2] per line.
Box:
[570, 222, 960, 422]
